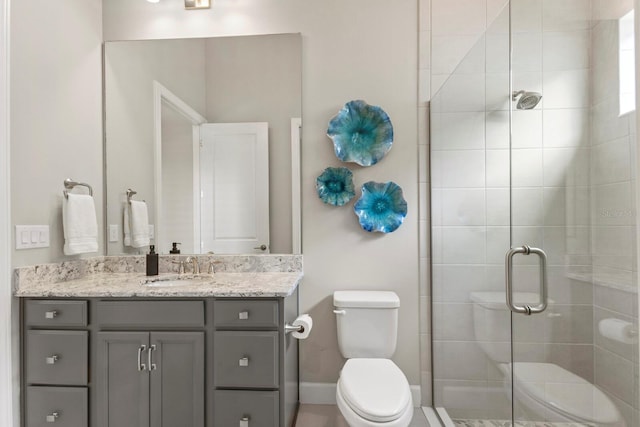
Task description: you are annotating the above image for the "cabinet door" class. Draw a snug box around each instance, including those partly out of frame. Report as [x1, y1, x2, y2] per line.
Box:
[96, 332, 150, 427]
[149, 332, 205, 427]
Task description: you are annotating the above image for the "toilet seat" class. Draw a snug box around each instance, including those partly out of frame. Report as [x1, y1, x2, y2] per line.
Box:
[507, 363, 622, 426]
[337, 358, 412, 424]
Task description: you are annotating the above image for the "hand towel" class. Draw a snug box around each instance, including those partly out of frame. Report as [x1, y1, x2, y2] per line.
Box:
[63, 194, 99, 255]
[124, 200, 150, 248]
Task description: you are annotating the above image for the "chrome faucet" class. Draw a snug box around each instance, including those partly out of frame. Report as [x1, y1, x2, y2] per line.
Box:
[185, 256, 200, 274]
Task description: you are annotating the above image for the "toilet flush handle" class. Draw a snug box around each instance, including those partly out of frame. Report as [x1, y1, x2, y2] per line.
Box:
[333, 309, 346, 315]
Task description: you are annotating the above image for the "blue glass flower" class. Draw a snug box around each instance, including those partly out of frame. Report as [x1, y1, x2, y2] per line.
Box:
[354, 181, 407, 233]
[316, 167, 356, 206]
[327, 100, 393, 167]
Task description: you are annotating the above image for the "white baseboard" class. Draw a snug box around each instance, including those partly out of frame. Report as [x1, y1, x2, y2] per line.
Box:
[300, 382, 422, 408]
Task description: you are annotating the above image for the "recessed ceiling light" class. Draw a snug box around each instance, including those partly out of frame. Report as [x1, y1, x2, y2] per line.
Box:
[185, 0, 210, 9]
[147, 0, 160, 3]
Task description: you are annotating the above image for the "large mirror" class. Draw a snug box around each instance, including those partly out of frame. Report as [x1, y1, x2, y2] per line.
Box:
[104, 33, 302, 255]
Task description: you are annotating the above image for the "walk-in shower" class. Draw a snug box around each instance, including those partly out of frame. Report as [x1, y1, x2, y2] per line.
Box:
[430, 1, 639, 426]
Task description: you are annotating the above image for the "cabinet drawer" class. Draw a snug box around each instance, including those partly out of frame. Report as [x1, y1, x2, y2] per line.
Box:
[26, 386, 88, 427]
[214, 390, 278, 427]
[95, 300, 204, 328]
[26, 331, 88, 385]
[25, 300, 87, 327]
[214, 331, 279, 388]
[214, 300, 278, 329]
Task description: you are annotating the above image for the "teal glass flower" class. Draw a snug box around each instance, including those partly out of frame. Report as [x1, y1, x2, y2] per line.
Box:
[327, 100, 393, 167]
[354, 181, 407, 233]
[316, 167, 356, 206]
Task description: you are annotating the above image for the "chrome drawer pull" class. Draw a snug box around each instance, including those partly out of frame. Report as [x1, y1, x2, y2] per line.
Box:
[137, 345, 147, 371]
[45, 355, 59, 365]
[238, 311, 249, 320]
[46, 412, 59, 422]
[239, 357, 249, 367]
[45, 310, 58, 319]
[240, 416, 250, 427]
[148, 344, 157, 371]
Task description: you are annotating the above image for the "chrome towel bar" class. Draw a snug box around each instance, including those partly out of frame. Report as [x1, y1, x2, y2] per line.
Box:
[63, 178, 93, 199]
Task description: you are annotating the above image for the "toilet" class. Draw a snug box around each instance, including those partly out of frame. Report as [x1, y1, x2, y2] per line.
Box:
[333, 291, 413, 427]
[470, 291, 625, 426]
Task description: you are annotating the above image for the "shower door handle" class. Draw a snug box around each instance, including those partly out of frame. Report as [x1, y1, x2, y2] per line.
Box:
[505, 246, 548, 315]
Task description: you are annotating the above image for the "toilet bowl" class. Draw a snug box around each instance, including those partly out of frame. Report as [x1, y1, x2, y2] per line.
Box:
[503, 362, 625, 427]
[333, 291, 413, 427]
[336, 359, 413, 427]
[470, 291, 624, 426]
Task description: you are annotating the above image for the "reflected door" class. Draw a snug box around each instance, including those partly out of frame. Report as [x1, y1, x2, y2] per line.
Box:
[198, 123, 270, 254]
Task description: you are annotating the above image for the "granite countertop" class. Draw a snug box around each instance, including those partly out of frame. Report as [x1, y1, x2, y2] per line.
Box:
[13, 255, 303, 298]
[15, 272, 303, 298]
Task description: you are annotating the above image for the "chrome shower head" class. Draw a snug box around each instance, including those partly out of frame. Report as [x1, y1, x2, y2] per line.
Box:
[512, 90, 542, 110]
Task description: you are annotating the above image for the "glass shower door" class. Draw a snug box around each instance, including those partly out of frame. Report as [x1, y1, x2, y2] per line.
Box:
[508, 1, 639, 426]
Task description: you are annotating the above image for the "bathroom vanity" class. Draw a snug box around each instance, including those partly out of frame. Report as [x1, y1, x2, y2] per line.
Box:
[15, 256, 303, 427]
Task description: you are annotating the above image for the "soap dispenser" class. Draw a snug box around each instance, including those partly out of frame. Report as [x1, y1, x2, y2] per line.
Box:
[170, 242, 181, 254]
[146, 245, 159, 276]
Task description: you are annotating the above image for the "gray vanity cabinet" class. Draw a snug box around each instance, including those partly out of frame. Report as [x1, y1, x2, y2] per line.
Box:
[95, 331, 205, 427]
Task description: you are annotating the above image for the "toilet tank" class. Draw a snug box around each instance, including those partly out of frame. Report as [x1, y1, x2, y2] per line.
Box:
[333, 291, 400, 358]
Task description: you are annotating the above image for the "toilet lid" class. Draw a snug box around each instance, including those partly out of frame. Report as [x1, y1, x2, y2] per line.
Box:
[511, 363, 620, 425]
[338, 358, 411, 423]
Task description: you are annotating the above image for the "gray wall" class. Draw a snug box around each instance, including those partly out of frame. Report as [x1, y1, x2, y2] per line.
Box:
[10, 0, 103, 267]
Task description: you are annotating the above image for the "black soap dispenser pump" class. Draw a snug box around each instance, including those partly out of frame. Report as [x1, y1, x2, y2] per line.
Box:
[146, 245, 159, 276]
[170, 242, 181, 254]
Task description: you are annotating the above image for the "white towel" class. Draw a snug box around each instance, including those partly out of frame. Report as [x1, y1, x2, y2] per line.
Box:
[124, 200, 150, 248]
[62, 194, 99, 255]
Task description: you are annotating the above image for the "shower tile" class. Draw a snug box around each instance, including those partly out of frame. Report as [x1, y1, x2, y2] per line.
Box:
[592, 137, 632, 185]
[542, 147, 589, 187]
[512, 110, 542, 148]
[512, 188, 544, 225]
[542, 31, 590, 71]
[542, 226, 571, 265]
[512, 32, 543, 72]
[437, 73, 487, 112]
[594, 181, 634, 226]
[485, 34, 509, 74]
[420, 299, 432, 339]
[547, 266, 593, 305]
[546, 304, 594, 344]
[433, 302, 476, 341]
[594, 283, 637, 318]
[547, 343, 594, 382]
[485, 111, 509, 148]
[434, 379, 492, 420]
[432, 226, 443, 264]
[511, 226, 544, 260]
[591, 98, 630, 144]
[431, 35, 482, 76]
[541, 187, 565, 226]
[439, 150, 486, 188]
[542, 109, 589, 147]
[431, 188, 443, 226]
[432, 265, 495, 303]
[432, 0, 487, 36]
[486, 188, 509, 226]
[441, 189, 486, 226]
[433, 341, 490, 381]
[542, 70, 589, 108]
[511, 0, 542, 33]
[593, 226, 634, 270]
[542, 0, 591, 32]
[485, 73, 510, 111]
[595, 346, 635, 404]
[486, 149, 509, 187]
[511, 149, 543, 187]
[442, 227, 486, 264]
[486, 226, 510, 264]
[431, 112, 485, 150]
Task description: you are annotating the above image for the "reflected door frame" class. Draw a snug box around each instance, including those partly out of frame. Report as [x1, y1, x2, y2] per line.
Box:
[153, 81, 207, 254]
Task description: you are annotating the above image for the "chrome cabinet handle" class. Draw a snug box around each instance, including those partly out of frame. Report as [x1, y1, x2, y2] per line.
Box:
[148, 344, 157, 371]
[45, 310, 58, 319]
[240, 416, 250, 427]
[505, 245, 548, 315]
[46, 412, 59, 422]
[45, 354, 59, 365]
[253, 244, 267, 251]
[239, 357, 249, 367]
[238, 311, 249, 320]
[137, 345, 147, 371]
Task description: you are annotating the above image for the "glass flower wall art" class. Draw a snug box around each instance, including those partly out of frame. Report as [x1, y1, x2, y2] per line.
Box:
[354, 181, 407, 233]
[327, 100, 393, 167]
[316, 167, 356, 207]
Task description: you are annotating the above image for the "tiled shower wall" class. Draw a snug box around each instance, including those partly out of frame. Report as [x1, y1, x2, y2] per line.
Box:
[422, 0, 640, 423]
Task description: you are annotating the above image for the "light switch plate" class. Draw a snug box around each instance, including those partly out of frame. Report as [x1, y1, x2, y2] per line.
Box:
[109, 224, 119, 242]
[15, 225, 49, 249]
